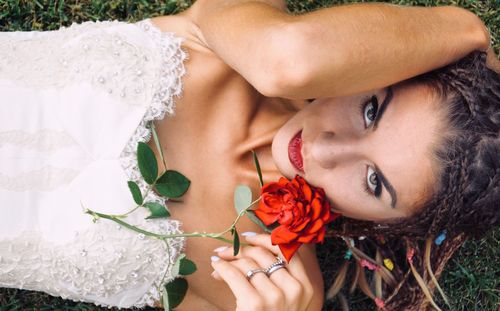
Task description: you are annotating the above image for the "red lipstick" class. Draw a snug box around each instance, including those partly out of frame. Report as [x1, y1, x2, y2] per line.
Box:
[288, 130, 304, 172]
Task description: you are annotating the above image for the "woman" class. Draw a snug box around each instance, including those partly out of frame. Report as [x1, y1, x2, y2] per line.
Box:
[0, 0, 498, 310]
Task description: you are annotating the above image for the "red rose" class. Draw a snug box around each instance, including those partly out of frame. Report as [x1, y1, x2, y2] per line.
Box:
[254, 175, 340, 262]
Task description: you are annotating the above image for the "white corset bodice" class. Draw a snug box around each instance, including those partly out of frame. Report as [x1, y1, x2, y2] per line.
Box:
[0, 18, 188, 308]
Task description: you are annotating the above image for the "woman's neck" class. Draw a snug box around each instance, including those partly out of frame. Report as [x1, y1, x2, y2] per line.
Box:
[236, 96, 303, 184]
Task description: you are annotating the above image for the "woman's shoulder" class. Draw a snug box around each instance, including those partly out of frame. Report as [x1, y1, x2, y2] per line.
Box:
[149, 13, 211, 55]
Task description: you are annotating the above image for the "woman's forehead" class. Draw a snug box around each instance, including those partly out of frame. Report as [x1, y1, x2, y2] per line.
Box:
[372, 83, 444, 212]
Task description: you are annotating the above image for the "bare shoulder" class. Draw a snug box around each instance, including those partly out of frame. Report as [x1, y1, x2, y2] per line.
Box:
[148, 12, 239, 108]
[149, 13, 211, 54]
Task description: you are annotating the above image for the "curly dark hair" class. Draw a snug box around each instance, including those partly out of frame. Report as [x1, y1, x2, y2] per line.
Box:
[320, 51, 500, 310]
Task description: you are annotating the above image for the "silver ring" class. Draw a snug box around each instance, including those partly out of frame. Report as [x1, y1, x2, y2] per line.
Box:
[266, 263, 287, 276]
[265, 256, 287, 276]
[245, 268, 267, 280]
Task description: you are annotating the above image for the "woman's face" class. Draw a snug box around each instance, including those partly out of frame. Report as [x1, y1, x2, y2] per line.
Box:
[272, 83, 445, 222]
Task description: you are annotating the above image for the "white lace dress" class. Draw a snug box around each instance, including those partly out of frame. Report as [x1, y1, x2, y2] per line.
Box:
[0, 19, 188, 308]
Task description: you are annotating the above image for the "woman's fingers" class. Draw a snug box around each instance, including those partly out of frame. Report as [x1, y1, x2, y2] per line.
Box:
[213, 232, 315, 311]
[220, 232, 311, 284]
[241, 232, 282, 254]
[210, 256, 263, 311]
[211, 256, 284, 311]
[218, 243, 296, 287]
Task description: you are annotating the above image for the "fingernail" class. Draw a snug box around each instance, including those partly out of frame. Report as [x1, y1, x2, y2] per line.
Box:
[211, 271, 219, 278]
[213, 246, 228, 253]
[241, 231, 257, 237]
[211, 255, 220, 262]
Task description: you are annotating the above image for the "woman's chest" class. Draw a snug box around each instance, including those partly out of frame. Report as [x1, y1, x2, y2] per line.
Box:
[150, 74, 272, 310]
[147, 16, 297, 218]
[146, 15, 299, 310]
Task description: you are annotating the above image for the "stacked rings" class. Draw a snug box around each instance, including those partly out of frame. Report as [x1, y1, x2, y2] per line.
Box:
[246, 256, 287, 280]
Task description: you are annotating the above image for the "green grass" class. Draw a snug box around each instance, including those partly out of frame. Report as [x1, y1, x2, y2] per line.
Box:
[434, 228, 499, 311]
[0, 0, 498, 310]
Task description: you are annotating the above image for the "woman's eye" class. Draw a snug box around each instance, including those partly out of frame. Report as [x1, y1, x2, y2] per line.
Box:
[362, 95, 379, 127]
[366, 166, 381, 197]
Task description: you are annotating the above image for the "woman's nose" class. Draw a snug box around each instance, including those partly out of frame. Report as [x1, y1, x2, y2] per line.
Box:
[310, 131, 361, 168]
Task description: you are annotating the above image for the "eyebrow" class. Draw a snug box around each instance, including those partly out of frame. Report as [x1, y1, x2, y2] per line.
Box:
[374, 163, 398, 208]
[372, 87, 398, 208]
[373, 86, 393, 130]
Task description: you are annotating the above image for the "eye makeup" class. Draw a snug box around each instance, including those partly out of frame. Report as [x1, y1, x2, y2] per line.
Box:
[358, 87, 397, 208]
[358, 95, 379, 128]
[363, 165, 382, 198]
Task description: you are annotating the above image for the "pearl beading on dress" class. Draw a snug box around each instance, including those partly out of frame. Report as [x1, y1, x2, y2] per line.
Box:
[0, 18, 188, 308]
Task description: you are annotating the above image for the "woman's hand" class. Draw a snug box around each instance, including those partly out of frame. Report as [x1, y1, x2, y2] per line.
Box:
[210, 232, 318, 311]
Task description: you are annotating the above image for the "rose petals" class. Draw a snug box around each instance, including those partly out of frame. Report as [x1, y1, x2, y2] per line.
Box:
[253, 175, 341, 261]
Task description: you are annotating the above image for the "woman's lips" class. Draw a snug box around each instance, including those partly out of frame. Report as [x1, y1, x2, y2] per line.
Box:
[288, 130, 304, 173]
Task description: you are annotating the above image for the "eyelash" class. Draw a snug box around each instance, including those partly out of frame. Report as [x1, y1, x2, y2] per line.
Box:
[359, 95, 381, 198]
[363, 166, 382, 198]
[358, 95, 379, 128]
[363, 178, 374, 197]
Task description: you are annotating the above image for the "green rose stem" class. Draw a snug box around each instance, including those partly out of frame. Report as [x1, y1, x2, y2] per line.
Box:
[110, 186, 154, 218]
[150, 121, 168, 171]
[214, 196, 261, 237]
[83, 195, 261, 245]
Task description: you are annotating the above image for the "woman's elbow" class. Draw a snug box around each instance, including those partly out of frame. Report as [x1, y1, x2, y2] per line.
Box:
[252, 22, 316, 98]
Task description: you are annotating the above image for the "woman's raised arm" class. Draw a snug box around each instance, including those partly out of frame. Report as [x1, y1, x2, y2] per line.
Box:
[188, 1, 490, 99]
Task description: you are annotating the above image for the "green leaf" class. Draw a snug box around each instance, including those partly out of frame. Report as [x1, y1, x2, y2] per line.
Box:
[165, 278, 188, 310]
[234, 185, 252, 215]
[246, 210, 273, 234]
[156, 170, 191, 198]
[144, 202, 170, 219]
[137, 142, 158, 185]
[179, 258, 197, 276]
[233, 228, 240, 256]
[252, 150, 264, 187]
[171, 254, 186, 277]
[127, 181, 143, 205]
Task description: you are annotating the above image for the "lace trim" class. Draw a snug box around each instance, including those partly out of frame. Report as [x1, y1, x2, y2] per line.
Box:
[0, 129, 76, 152]
[118, 18, 188, 308]
[0, 165, 80, 192]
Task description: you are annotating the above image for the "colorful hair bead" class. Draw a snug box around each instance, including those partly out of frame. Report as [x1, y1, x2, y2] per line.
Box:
[383, 258, 394, 271]
[344, 249, 352, 260]
[360, 259, 381, 271]
[406, 248, 415, 263]
[375, 297, 385, 309]
[434, 230, 447, 246]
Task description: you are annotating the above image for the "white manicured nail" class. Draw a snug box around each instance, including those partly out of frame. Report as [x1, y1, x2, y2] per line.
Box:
[213, 246, 228, 253]
[211, 255, 220, 262]
[241, 231, 257, 237]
